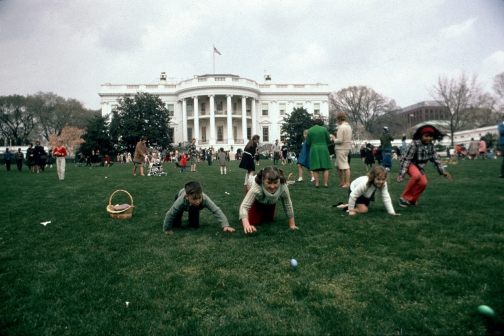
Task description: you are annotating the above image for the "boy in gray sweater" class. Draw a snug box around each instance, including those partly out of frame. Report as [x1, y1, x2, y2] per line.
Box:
[163, 181, 235, 234]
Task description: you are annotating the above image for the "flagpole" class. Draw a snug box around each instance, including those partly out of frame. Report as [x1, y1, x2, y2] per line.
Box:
[213, 45, 215, 74]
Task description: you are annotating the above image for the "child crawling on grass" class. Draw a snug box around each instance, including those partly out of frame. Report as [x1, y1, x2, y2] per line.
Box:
[239, 166, 298, 234]
[163, 181, 235, 234]
[339, 166, 400, 216]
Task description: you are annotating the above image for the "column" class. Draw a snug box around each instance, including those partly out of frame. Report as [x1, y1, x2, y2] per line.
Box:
[241, 96, 247, 142]
[182, 99, 188, 142]
[226, 94, 234, 145]
[209, 95, 215, 145]
[101, 102, 109, 117]
[251, 98, 257, 136]
[193, 96, 199, 142]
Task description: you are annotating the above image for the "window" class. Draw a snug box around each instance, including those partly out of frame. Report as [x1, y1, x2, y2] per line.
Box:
[262, 127, 269, 142]
[187, 104, 193, 117]
[187, 128, 192, 141]
[296, 103, 303, 109]
[279, 103, 286, 115]
[217, 126, 224, 141]
[233, 126, 237, 139]
[201, 103, 206, 115]
[280, 133, 287, 142]
[201, 127, 207, 141]
[262, 103, 269, 116]
[216, 101, 223, 114]
[246, 104, 251, 115]
[233, 102, 237, 112]
[247, 127, 251, 140]
[215, 77, 225, 81]
[167, 104, 174, 117]
[314, 103, 320, 115]
[168, 128, 174, 142]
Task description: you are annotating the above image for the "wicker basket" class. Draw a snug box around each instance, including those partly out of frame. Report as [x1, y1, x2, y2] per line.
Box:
[106, 190, 135, 219]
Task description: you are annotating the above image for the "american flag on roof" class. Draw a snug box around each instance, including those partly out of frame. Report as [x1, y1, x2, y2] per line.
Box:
[213, 46, 221, 55]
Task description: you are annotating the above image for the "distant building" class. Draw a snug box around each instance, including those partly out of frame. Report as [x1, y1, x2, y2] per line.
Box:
[98, 73, 330, 148]
[397, 101, 450, 128]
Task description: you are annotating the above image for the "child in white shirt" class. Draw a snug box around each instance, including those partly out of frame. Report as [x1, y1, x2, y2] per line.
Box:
[340, 166, 400, 216]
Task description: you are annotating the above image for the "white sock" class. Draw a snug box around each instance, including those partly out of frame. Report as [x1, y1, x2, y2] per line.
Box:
[224, 168, 227, 174]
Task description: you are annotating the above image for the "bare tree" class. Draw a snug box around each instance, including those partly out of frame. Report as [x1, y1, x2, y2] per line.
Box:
[329, 86, 399, 139]
[470, 92, 499, 126]
[430, 73, 481, 146]
[0, 95, 37, 145]
[493, 72, 504, 100]
[28, 92, 93, 141]
[493, 72, 504, 116]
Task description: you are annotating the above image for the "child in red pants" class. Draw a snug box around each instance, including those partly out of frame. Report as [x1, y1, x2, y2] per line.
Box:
[239, 166, 298, 234]
[397, 125, 452, 207]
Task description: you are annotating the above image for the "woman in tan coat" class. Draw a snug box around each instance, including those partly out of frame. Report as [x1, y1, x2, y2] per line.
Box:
[332, 112, 352, 188]
[133, 137, 149, 176]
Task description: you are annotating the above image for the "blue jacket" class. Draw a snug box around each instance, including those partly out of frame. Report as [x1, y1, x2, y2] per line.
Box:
[499, 121, 504, 146]
[4, 151, 12, 160]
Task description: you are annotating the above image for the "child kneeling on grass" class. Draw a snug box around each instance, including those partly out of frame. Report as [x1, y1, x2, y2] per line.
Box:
[163, 181, 235, 234]
[397, 125, 452, 207]
[339, 166, 400, 216]
[239, 166, 298, 234]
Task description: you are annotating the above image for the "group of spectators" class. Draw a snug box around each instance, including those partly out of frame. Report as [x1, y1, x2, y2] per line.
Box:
[450, 138, 502, 160]
[2, 140, 67, 180]
[3, 141, 56, 173]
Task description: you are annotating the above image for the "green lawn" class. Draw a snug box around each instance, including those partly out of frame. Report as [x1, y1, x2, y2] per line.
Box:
[1, 158, 503, 335]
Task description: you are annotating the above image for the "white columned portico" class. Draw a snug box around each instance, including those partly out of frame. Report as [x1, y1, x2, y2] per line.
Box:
[241, 96, 247, 142]
[182, 99, 188, 142]
[209, 95, 215, 145]
[226, 95, 233, 145]
[251, 99, 257, 135]
[193, 96, 199, 141]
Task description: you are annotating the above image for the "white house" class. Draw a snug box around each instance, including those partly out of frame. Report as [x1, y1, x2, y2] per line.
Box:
[98, 73, 331, 149]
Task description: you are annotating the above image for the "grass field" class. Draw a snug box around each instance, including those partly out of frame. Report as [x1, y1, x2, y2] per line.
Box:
[1, 158, 503, 335]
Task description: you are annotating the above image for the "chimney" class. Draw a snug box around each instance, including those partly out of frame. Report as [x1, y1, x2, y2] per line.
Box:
[160, 72, 167, 84]
[264, 75, 271, 83]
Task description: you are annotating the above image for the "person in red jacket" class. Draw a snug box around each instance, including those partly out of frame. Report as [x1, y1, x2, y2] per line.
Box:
[53, 140, 68, 181]
[179, 153, 188, 173]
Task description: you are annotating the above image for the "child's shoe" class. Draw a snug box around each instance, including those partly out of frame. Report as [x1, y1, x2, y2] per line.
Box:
[398, 197, 410, 207]
[297, 177, 303, 182]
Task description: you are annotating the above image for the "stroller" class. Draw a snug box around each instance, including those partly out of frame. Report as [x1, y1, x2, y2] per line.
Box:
[147, 156, 166, 176]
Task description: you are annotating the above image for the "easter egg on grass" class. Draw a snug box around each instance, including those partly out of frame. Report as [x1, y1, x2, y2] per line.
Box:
[477, 305, 495, 317]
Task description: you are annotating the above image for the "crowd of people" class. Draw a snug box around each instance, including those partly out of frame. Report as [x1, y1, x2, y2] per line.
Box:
[2, 141, 67, 180]
[4, 115, 503, 233]
[164, 112, 494, 235]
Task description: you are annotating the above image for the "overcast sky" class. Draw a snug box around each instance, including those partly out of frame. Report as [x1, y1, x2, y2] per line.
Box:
[1, 0, 503, 111]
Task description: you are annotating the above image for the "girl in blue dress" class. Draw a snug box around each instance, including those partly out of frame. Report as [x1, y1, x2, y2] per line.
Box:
[297, 129, 314, 182]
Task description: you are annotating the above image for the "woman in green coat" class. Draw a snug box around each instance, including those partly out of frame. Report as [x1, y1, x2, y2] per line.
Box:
[306, 119, 332, 188]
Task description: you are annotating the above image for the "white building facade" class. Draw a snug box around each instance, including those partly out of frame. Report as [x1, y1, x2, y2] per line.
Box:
[98, 73, 330, 149]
